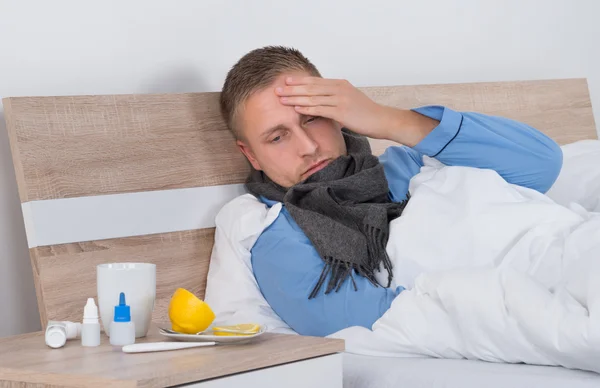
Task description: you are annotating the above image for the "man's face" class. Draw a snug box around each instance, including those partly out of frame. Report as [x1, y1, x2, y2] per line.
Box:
[236, 72, 347, 188]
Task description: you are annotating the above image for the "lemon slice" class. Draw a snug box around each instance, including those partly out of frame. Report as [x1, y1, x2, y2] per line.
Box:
[211, 323, 261, 336]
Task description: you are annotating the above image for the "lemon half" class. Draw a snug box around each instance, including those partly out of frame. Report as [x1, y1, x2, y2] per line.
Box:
[168, 288, 215, 334]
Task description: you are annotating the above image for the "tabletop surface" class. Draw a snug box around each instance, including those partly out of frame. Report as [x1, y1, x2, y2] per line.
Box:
[0, 325, 345, 388]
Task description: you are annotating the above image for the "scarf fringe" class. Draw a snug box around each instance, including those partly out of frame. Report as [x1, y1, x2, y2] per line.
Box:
[365, 224, 393, 288]
[309, 258, 360, 299]
[308, 224, 394, 299]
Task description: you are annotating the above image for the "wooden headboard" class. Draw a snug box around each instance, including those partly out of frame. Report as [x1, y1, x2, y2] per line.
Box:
[3, 78, 597, 328]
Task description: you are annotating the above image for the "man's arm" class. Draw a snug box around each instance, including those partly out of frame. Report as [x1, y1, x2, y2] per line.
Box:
[408, 106, 562, 193]
[276, 76, 438, 144]
[277, 77, 562, 193]
[252, 210, 402, 337]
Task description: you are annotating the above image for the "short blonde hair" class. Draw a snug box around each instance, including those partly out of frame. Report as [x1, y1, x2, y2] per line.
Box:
[220, 46, 321, 139]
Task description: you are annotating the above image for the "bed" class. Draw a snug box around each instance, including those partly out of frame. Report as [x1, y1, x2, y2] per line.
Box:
[343, 353, 600, 388]
[4, 78, 599, 387]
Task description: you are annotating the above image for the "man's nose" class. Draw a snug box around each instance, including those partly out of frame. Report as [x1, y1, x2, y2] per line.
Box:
[295, 128, 318, 156]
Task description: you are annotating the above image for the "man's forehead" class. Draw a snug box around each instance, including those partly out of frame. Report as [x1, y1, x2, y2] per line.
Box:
[241, 83, 296, 136]
[238, 70, 311, 138]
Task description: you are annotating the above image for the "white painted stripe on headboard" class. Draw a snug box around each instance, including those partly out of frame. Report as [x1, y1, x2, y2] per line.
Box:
[21, 184, 248, 248]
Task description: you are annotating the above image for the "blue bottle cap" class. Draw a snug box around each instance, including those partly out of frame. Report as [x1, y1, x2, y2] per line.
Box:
[113, 292, 131, 322]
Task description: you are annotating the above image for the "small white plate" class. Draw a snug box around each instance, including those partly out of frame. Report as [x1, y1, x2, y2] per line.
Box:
[158, 326, 267, 344]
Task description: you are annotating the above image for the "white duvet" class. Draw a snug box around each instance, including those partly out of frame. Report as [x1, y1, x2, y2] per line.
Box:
[205, 140, 600, 374]
[332, 154, 600, 374]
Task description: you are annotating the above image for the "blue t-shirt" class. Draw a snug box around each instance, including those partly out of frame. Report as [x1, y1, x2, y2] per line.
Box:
[251, 106, 562, 337]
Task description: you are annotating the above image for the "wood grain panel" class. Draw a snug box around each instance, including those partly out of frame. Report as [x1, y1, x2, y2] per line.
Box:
[0, 327, 344, 387]
[32, 228, 214, 328]
[3, 93, 247, 202]
[4, 79, 596, 202]
[362, 78, 594, 113]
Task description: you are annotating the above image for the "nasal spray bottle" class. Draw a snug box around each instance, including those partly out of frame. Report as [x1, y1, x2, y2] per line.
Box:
[45, 321, 82, 349]
[109, 292, 136, 346]
[81, 298, 101, 347]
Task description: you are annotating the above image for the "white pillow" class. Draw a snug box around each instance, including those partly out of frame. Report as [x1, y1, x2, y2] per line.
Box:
[546, 139, 600, 212]
[203, 193, 295, 334]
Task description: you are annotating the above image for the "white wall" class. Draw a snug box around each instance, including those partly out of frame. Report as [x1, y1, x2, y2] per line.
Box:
[0, 0, 598, 337]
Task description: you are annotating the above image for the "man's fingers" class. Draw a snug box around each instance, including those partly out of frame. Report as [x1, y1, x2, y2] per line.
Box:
[284, 76, 342, 86]
[275, 84, 334, 97]
[276, 76, 346, 96]
[280, 95, 337, 107]
[294, 105, 337, 119]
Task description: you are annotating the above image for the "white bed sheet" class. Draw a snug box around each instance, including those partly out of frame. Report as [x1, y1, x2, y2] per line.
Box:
[343, 354, 600, 388]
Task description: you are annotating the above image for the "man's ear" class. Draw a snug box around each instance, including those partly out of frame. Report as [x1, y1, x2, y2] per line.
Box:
[237, 140, 262, 170]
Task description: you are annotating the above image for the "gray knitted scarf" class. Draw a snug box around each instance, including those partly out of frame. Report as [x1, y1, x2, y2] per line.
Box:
[246, 130, 409, 299]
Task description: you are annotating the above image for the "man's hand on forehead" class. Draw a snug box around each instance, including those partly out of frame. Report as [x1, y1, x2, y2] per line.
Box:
[275, 76, 391, 140]
[275, 76, 438, 147]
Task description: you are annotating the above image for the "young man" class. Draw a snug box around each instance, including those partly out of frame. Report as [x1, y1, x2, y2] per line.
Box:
[219, 46, 562, 337]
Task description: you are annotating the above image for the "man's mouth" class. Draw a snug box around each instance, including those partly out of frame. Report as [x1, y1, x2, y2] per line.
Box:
[303, 159, 331, 178]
